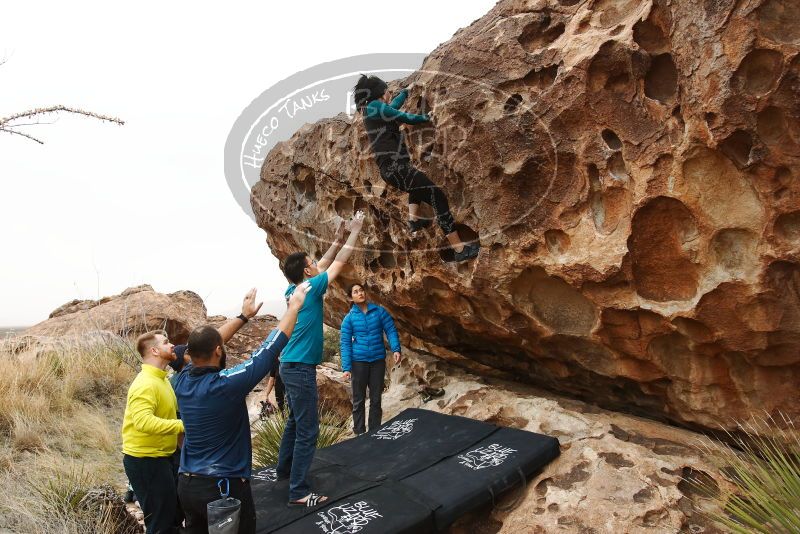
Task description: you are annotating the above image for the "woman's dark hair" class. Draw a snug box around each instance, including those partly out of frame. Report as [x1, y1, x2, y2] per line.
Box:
[347, 282, 365, 299]
[353, 75, 388, 110]
[282, 252, 308, 285]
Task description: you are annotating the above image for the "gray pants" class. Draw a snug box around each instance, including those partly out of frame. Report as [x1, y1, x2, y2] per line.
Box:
[351, 359, 386, 434]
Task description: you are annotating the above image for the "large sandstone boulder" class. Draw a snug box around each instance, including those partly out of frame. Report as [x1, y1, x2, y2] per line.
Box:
[25, 285, 207, 344]
[252, 0, 800, 429]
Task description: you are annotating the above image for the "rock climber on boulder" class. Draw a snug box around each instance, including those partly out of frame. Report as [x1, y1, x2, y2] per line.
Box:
[353, 74, 479, 263]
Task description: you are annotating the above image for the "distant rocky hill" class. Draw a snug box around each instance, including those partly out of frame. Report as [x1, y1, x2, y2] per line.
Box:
[19, 285, 278, 365]
[0, 327, 27, 338]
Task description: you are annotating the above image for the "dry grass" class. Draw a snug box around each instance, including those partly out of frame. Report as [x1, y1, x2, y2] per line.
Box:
[0, 333, 138, 532]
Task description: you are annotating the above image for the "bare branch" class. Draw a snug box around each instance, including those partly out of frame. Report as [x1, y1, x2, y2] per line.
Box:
[0, 106, 124, 127]
[0, 128, 44, 144]
[4, 119, 59, 128]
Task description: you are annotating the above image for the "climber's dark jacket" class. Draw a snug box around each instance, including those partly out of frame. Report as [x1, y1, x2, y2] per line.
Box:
[362, 89, 429, 164]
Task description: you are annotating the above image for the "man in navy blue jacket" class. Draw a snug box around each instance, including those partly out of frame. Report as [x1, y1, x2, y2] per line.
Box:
[340, 283, 401, 435]
[173, 281, 310, 534]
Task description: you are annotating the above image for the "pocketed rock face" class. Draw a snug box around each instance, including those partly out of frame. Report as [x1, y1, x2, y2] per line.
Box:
[253, 0, 800, 429]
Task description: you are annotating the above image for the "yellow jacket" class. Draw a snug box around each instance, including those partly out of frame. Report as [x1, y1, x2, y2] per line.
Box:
[121, 364, 184, 457]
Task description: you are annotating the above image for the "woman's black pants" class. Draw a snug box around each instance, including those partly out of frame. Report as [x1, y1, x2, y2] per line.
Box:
[351, 359, 386, 435]
[378, 158, 456, 235]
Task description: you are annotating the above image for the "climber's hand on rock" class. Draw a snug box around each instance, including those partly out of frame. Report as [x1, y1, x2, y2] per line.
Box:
[343, 371, 351, 381]
[393, 352, 402, 365]
[349, 210, 365, 233]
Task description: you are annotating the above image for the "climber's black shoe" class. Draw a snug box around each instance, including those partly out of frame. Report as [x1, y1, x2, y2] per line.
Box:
[451, 242, 480, 262]
[409, 218, 433, 233]
[423, 386, 445, 398]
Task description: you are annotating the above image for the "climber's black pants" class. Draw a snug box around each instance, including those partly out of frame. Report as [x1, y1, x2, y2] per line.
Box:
[378, 158, 456, 235]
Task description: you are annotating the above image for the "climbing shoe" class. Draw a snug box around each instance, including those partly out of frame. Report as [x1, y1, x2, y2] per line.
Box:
[423, 386, 445, 398]
[408, 218, 432, 233]
[452, 242, 480, 262]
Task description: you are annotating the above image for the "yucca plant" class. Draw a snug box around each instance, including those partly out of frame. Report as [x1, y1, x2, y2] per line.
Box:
[690, 413, 800, 533]
[27, 469, 141, 534]
[32, 468, 93, 518]
[252, 403, 349, 469]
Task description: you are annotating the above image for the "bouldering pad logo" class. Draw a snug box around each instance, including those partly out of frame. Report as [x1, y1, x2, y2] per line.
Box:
[457, 443, 517, 470]
[252, 467, 278, 482]
[315, 501, 383, 534]
[372, 418, 417, 441]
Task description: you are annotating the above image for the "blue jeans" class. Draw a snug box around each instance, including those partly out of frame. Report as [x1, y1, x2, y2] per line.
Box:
[276, 362, 319, 501]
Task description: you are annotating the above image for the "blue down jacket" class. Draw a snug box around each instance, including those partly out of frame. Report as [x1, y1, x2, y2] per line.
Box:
[339, 303, 401, 371]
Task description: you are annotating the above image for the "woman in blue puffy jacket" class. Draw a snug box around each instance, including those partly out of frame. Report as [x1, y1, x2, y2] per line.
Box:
[340, 283, 401, 434]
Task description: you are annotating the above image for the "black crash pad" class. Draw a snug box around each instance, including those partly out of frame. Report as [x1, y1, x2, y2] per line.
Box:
[252, 408, 560, 533]
[252, 461, 379, 532]
[271, 483, 435, 534]
[399, 426, 561, 529]
[315, 408, 497, 481]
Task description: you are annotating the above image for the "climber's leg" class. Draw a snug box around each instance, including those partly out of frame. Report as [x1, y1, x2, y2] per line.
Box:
[408, 172, 480, 261]
[378, 158, 478, 260]
[405, 166, 457, 239]
[378, 159, 404, 192]
[378, 159, 431, 232]
[407, 202, 432, 232]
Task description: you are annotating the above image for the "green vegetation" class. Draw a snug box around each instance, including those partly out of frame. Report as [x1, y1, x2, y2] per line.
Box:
[252, 403, 349, 469]
[322, 327, 341, 367]
[691, 415, 800, 534]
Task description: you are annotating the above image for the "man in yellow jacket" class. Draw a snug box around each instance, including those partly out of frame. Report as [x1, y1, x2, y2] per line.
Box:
[122, 288, 263, 534]
[122, 329, 184, 534]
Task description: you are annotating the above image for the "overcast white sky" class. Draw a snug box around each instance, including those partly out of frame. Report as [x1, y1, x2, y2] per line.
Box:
[0, 0, 496, 326]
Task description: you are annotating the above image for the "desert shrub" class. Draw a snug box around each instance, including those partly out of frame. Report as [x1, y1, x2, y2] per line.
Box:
[29, 469, 140, 534]
[252, 402, 349, 469]
[690, 414, 800, 534]
[322, 327, 341, 367]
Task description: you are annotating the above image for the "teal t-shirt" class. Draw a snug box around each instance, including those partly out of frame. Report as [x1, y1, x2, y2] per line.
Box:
[280, 271, 328, 364]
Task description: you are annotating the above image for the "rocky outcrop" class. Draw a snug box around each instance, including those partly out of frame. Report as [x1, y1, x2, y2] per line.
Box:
[26, 285, 207, 344]
[317, 363, 355, 422]
[313, 349, 730, 533]
[209, 314, 278, 364]
[24, 287, 282, 356]
[252, 0, 800, 429]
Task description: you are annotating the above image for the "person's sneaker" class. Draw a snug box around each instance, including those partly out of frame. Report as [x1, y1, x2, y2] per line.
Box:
[452, 242, 480, 262]
[408, 218, 432, 233]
